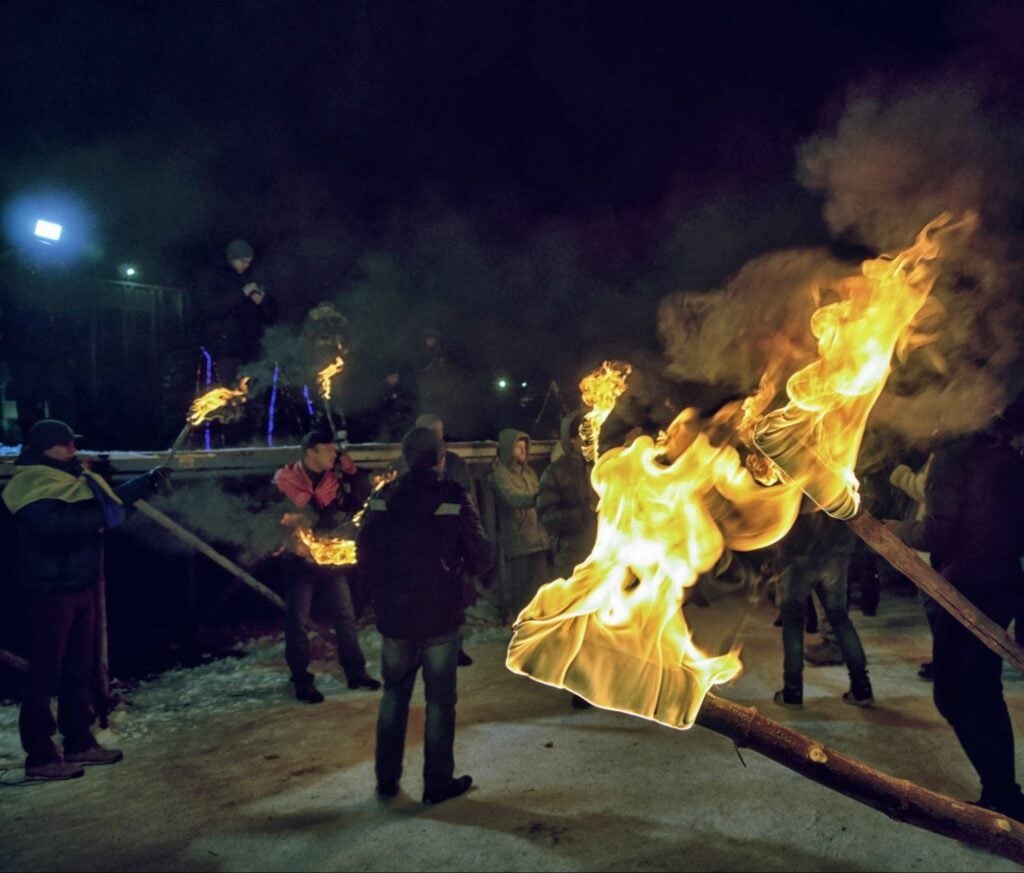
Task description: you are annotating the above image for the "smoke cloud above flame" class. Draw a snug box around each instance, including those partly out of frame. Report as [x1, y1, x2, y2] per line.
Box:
[659, 58, 1024, 446]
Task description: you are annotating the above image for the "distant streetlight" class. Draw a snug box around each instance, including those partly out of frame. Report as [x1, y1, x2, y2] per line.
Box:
[521, 381, 528, 389]
[496, 378, 509, 390]
[33, 219, 63, 242]
[124, 266, 137, 278]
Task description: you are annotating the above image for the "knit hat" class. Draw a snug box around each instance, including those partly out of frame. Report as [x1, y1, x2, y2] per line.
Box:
[402, 427, 445, 469]
[225, 239, 254, 262]
[28, 419, 82, 451]
[300, 430, 335, 454]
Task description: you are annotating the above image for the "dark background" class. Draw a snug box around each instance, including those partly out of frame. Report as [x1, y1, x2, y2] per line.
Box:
[5, 0, 1021, 450]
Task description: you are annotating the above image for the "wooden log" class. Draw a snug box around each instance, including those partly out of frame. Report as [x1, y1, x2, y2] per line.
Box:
[133, 499, 338, 647]
[847, 511, 1024, 673]
[697, 694, 1024, 864]
[134, 499, 285, 609]
[0, 646, 28, 673]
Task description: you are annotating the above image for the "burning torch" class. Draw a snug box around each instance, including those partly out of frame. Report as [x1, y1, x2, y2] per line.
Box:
[164, 377, 251, 467]
[316, 353, 347, 446]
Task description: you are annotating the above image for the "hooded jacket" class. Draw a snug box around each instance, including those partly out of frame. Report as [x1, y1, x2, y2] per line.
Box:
[490, 429, 550, 560]
[357, 468, 491, 639]
[2, 449, 154, 593]
[536, 414, 598, 578]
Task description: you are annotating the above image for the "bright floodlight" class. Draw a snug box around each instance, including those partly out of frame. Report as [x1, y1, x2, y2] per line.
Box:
[34, 219, 63, 241]
[124, 266, 136, 277]
[497, 378, 508, 390]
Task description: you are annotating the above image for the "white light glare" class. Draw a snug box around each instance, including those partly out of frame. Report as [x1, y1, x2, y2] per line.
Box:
[497, 378, 508, 390]
[124, 267, 137, 277]
[34, 219, 62, 241]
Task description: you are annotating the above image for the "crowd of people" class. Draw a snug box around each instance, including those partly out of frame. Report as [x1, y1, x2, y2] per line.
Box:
[3, 238, 1024, 821]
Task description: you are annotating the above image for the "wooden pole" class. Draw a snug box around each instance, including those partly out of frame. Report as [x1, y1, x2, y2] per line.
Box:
[95, 532, 113, 728]
[133, 500, 337, 645]
[134, 499, 285, 610]
[696, 694, 1024, 864]
[847, 511, 1024, 673]
[0, 646, 28, 672]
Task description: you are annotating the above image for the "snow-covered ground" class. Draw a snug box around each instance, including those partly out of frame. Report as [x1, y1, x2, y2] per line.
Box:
[1, 588, 1022, 872]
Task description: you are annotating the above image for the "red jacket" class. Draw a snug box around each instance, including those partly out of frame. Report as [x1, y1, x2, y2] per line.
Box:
[273, 462, 340, 510]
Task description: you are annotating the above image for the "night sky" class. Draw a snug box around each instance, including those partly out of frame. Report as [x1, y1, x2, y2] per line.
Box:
[2, 0, 1023, 439]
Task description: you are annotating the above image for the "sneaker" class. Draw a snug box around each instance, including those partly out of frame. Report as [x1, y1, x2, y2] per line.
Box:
[842, 687, 875, 707]
[24, 760, 85, 781]
[918, 661, 935, 681]
[773, 688, 803, 710]
[64, 746, 124, 766]
[347, 673, 382, 691]
[457, 649, 474, 667]
[804, 641, 843, 666]
[423, 775, 473, 805]
[376, 780, 399, 798]
[294, 680, 325, 704]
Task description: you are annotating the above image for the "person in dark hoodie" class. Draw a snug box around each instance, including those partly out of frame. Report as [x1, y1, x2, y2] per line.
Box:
[491, 428, 551, 621]
[888, 411, 1024, 819]
[536, 411, 597, 581]
[357, 427, 491, 805]
[1, 419, 169, 781]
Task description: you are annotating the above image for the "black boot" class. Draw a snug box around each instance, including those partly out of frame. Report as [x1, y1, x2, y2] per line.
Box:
[843, 670, 874, 707]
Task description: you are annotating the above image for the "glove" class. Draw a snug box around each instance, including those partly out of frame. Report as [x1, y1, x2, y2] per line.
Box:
[147, 466, 173, 492]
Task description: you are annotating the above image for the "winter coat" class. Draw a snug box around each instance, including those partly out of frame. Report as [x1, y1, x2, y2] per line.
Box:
[490, 429, 550, 560]
[356, 468, 492, 640]
[193, 261, 277, 367]
[536, 418, 597, 578]
[898, 431, 1024, 594]
[2, 449, 154, 594]
[393, 450, 475, 503]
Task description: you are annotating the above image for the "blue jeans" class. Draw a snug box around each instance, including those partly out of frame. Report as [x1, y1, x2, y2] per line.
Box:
[778, 554, 867, 690]
[375, 633, 460, 792]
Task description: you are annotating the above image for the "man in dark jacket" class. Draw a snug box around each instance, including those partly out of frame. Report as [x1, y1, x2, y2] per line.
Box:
[890, 415, 1024, 819]
[1, 419, 168, 781]
[193, 238, 278, 383]
[357, 427, 491, 805]
[536, 411, 597, 580]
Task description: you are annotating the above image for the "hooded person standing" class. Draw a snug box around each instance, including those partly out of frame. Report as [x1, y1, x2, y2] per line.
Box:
[1, 420, 169, 781]
[491, 428, 551, 621]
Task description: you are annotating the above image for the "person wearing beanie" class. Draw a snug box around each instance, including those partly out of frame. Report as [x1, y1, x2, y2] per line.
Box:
[192, 237, 278, 385]
[357, 427, 491, 805]
[1, 420, 170, 781]
[272, 430, 379, 702]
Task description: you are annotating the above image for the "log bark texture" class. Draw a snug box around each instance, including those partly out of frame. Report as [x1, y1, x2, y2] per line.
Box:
[697, 694, 1024, 863]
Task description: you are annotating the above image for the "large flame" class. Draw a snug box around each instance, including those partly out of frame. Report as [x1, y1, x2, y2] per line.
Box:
[507, 212, 973, 729]
[187, 377, 251, 426]
[295, 528, 357, 565]
[317, 354, 346, 401]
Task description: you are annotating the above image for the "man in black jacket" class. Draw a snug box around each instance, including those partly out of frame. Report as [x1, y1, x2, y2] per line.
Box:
[357, 427, 491, 805]
[1, 419, 168, 781]
[890, 413, 1024, 819]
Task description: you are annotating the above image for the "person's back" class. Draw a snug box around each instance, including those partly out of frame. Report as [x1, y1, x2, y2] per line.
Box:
[357, 427, 491, 806]
[359, 468, 490, 639]
[922, 432, 1024, 587]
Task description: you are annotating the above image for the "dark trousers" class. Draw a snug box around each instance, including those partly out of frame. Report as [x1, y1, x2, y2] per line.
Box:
[285, 570, 366, 681]
[20, 589, 98, 766]
[778, 555, 867, 690]
[933, 586, 1020, 804]
[505, 551, 551, 621]
[375, 633, 460, 793]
